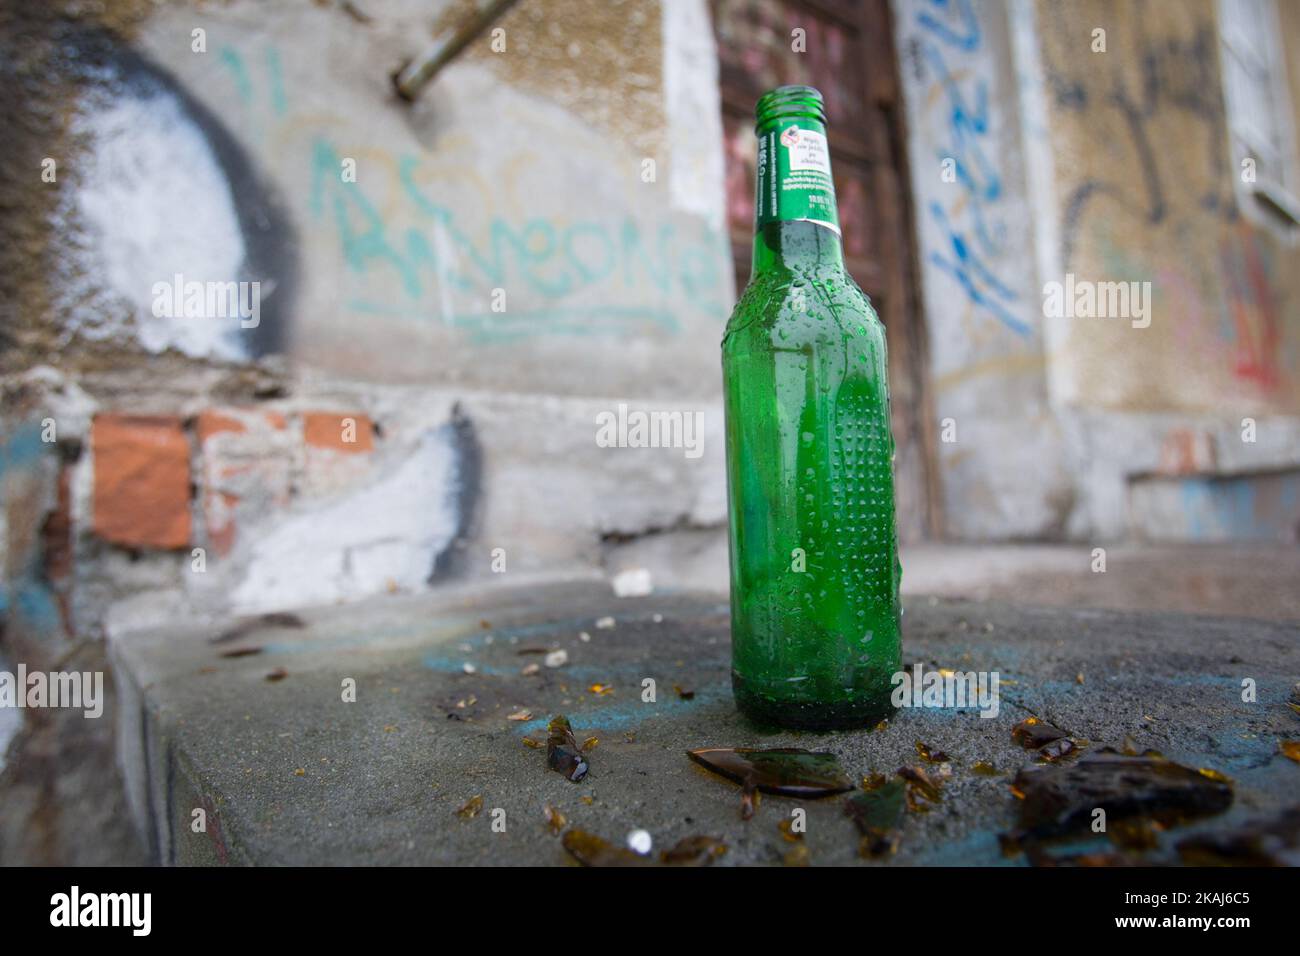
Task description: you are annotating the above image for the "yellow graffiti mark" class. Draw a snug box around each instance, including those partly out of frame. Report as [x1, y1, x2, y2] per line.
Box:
[933, 351, 1048, 393]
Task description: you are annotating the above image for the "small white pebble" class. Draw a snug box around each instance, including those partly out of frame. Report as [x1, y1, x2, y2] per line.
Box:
[544, 649, 569, 668]
[462, 663, 477, 674]
[595, 616, 616, 629]
[611, 568, 654, 597]
[652, 613, 663, 623]
[579, 631, 591, 642]
[626, 829, 653, 855]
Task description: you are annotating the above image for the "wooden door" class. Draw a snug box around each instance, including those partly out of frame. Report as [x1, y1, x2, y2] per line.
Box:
[712, 0, 937, 540]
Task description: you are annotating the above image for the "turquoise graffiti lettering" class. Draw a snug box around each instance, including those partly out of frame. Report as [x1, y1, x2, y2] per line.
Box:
[310, 138, 727, 339]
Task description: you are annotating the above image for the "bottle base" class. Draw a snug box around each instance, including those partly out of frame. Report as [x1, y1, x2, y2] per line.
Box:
[732, 673, 894, 731]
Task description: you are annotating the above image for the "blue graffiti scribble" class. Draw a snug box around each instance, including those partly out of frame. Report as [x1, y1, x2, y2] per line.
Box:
[916, 0, 1029, 338]
[927, 203, 1030, 337]
[917, 0, 981, 51]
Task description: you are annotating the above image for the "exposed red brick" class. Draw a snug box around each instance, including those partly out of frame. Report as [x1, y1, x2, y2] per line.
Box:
[303, 412, 374, 453]
[195, 408, 291, 556]
[92, 414, 191, 550]
[196, 410, 245, 444]
[197, 408, 287, 443]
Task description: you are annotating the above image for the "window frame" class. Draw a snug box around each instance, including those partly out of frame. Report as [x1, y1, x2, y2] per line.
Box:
[1217, 0, 1300, 235]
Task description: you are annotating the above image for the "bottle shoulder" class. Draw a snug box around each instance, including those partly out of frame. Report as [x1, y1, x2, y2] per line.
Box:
[723, 266, 883, 350]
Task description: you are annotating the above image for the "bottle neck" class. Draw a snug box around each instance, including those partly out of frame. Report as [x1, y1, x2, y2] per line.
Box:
[751, 220, 844, 277]
[750, 116, 842, 278]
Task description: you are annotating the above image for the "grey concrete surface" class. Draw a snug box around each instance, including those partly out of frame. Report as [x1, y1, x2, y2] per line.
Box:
[900, 543, 1300, 623]
[0, 651, 19, 774]
[109, 578, 1300, 866]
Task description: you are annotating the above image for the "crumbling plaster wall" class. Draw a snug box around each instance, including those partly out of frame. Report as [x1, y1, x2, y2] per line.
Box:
[0, 0, 733, 659]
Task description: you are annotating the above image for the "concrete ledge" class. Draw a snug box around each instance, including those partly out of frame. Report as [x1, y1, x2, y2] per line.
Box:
[109, 581, 1300, 865]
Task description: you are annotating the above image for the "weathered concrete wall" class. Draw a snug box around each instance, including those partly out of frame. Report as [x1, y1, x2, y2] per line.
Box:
[1036, 0, 1300, 541]
[0, 0, 732, 652]
[895, 0, 1300, 542]
[893, 0, 1073, 539]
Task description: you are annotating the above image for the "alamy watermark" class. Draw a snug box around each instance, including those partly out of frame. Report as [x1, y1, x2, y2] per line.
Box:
[151, 273, 260, 328]
[0, 665, 103, 718]
[50, 886, 150, 936]
[891, 664, 1000, 718]
[595, 403, 704, 459]
[1043, 273, 1151, 329]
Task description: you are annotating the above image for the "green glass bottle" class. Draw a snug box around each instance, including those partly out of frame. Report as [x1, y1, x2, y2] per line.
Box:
[722, 86, 901, 730]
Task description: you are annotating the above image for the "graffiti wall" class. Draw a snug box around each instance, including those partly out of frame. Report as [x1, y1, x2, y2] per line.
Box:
[894, 0, 1072, 538]
[898, 0, 1300, 541]
[0, 0, 733, 648]
[1040, 0, 1300, 416]
[34, 0, 732, 397]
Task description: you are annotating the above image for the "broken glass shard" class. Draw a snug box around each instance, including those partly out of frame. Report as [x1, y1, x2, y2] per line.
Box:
[547, 715, 589, 782]
[1177, 807, 1300, 866]
[1003, 749, 1233, 850]
[687, 747, 853, 819]
[844, 779, 905, 859]
[561, 828, 653, 867]
[660, 835, 727, 866]
[1012, 716, 1067, 749]
[915, 741, 950, 763]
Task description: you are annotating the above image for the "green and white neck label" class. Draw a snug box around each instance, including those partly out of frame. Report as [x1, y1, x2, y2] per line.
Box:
[755, 118, 840, 235]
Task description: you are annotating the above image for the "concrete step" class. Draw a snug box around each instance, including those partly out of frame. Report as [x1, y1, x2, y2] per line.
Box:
[109, 579, 1300, 865]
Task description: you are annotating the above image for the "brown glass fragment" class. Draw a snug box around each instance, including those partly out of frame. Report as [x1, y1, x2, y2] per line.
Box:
[547, 714, 589, 782]
[782, 843, 811, 866]
[660, 835, 727, 866]
[915, 741, 950, 763]
[898, 765, 943, 810]
[543, 804, 566, 835]
[1176, 807, 1300, 866]
[1012, 715, 1067, 749]
[844, 779, 905, 859]
[1280, 740, 1300, 764]
[1003, 749, 1233, 849]
[1037, 737, 1078, 762]
[861, 771, 889, 791]
[456, 795, 483, 819]
[687, 747, 854, 819]
[1108, 816, 1162, 851]
[972, 761, 999, 776]
[561, 828, 652, 867]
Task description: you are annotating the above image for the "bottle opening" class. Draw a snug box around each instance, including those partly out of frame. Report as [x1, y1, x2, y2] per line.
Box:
[755, 85, 827, 132]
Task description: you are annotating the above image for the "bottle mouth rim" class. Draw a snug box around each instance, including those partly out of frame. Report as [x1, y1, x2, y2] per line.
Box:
[755, 85, 827, 130]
